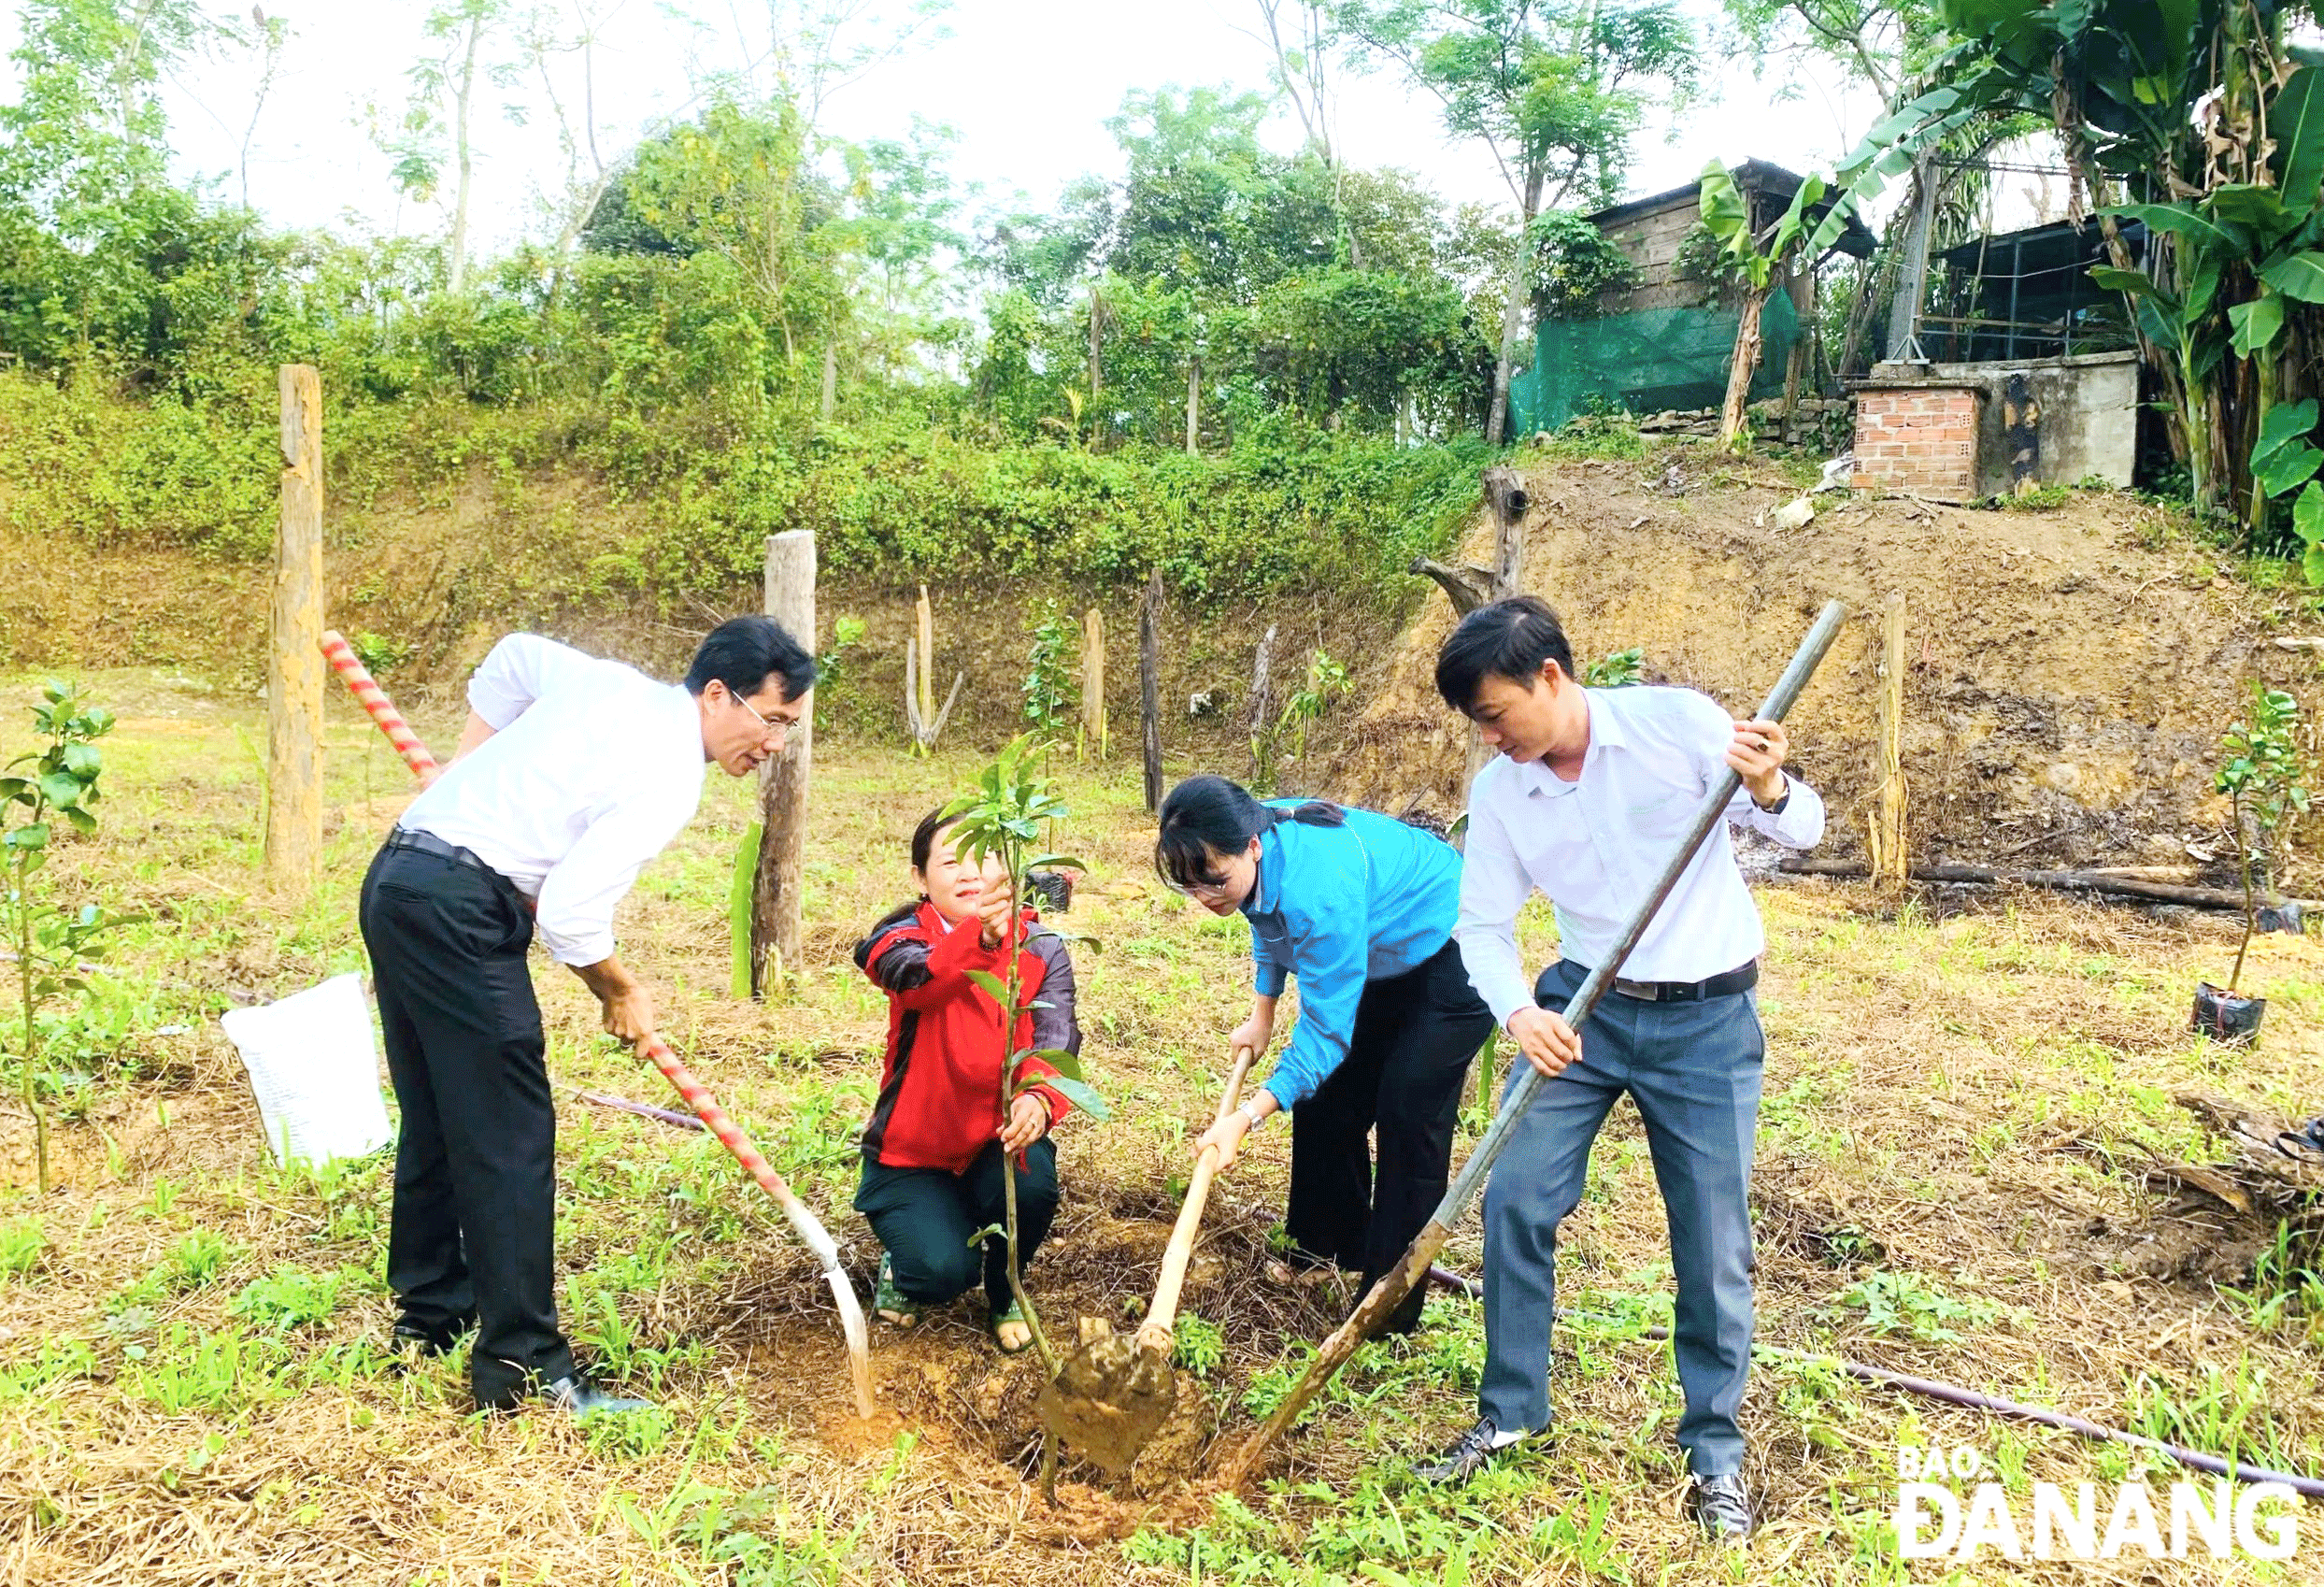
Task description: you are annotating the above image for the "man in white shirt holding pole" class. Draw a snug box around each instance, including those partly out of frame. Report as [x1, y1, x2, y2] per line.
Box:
[1420, 596, 1822, 1546]
[359, 617, 813, 1417]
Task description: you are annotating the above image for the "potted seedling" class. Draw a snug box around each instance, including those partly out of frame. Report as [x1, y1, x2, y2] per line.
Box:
[2196, 682, 2308, 1044]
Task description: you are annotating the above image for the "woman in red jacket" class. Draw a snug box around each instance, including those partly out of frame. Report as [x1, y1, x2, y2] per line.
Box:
[852, 809, 1079, 1353]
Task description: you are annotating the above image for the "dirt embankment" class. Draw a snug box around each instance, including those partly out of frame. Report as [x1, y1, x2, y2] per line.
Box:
[8, 448, 2317, 878]
[0, 466, 1406, 762]
[1319, 453, 2319, 880]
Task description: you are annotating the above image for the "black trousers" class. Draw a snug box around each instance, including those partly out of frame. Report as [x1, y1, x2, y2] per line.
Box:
[359, 843, 575, 1405]
[855, 1138, 1060, 1313]
[1284, 938, 1497, 1334]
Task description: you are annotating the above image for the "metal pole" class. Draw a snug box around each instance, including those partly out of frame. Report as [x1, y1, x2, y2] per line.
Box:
[1219, 599, 1852, 1487]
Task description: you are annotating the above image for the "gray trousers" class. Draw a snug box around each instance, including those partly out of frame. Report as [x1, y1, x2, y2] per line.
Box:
[1478, 956, 1764, 1475]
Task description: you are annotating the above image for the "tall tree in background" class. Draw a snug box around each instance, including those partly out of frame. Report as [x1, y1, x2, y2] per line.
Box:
[1338, 0, 1698, 443]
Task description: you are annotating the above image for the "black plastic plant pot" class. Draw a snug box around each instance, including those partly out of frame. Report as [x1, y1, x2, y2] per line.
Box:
[2190, 981, 2265, 1045]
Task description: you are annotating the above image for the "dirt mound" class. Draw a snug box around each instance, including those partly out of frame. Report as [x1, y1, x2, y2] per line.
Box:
[1318, 450, 2313, 879]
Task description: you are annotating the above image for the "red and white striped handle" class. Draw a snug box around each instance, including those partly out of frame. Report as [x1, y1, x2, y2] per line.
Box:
[320, 629, 438, 779]
[641, 1037, 798, 1208]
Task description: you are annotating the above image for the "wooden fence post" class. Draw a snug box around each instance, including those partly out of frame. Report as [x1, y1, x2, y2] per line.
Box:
[1247, 622, 1278, 784]
[915, 585, 934, 727]
[1464, 465, 1532, 795]
[1079, 608, 1107, 760]
[751, 530, 815, 995]
[1869, 593, 1909, 889]
[1140, 571, 1163, 813]
[266, 364, 324, 896]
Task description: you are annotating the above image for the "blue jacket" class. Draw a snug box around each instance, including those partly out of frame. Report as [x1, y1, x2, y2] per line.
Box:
[1244, 803, 1464, 1110]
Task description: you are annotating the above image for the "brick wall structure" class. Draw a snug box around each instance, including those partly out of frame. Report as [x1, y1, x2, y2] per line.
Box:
[1852, 384, 1980, 497]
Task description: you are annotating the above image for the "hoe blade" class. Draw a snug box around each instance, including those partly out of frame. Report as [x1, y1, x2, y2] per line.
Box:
[1034, 1333, 1176, 1476]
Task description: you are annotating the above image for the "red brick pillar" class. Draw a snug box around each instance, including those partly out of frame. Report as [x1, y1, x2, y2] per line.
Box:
[1851, 385, 1979, 497]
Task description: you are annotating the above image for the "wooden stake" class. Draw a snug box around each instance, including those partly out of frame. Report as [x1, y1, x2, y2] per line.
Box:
[1079, 608, 1107, 761]
[1247, 622, 1277, 783]
[751, 530, 814, 997]
[1140, 570, 1163, 813]
[1869, 593, 1908, 889]
[266, 364, 324, 896]
[915, 585, 934, 726]
[1464, 466, 1531, 797]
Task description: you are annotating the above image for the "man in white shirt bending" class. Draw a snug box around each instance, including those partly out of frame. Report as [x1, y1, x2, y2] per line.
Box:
[1420, 595, 1822, 1547]
[358, 618, 812, 1417]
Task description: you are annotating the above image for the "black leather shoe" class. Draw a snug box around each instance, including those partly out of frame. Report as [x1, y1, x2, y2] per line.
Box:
[1414, 1417, 1532, 1485]
[391, 1316, 473, 1357]
[1689, 1472, 1754, 1544]
[538, 1374, 654, 1420]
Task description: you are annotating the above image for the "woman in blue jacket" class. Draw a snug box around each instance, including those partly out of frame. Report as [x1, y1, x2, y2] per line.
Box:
[1158, 775, 1495, 1334]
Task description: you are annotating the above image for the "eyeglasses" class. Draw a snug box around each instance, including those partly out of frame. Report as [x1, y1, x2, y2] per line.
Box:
[1176, 875, 1239, 901]
[728, 688, 792, 741]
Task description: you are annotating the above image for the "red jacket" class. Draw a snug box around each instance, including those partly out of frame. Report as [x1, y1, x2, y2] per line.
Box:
[853, 899, 1079, 1172]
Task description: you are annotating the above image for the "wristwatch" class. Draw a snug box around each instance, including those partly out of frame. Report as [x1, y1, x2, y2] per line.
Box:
[1753, 774, 1791, 814]
[1237, 1097, 1272, 1132]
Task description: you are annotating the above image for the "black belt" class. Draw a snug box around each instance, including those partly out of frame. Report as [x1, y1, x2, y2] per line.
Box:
[1591, 960, 1758, 1003]
[386, 826, 504, 880]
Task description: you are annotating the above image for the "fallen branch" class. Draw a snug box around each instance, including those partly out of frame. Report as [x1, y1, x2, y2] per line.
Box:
[1777, 857, 2318, 914]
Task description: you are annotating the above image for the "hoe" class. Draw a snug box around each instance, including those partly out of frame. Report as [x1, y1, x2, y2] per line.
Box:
[321, 630, 877, 1419]
[1035, 1047, 1255, 1474]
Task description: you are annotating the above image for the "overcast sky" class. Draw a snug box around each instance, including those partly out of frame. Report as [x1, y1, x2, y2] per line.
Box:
[2, 0, 1923, 249]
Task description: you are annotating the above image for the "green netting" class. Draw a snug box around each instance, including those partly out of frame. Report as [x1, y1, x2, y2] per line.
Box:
[1507, 293, 1801, 436]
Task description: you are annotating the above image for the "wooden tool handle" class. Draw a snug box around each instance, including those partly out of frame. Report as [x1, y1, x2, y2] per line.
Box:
[1137, 1047, 1257, 1352]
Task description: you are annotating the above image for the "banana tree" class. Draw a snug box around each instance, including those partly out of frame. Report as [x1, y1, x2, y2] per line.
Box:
[1699, 163, 1827, 450]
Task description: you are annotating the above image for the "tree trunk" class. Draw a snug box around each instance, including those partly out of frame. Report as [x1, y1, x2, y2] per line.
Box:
[1883, 154, 1937, 362]
[1185, 352, 1200, 455]
[1087, 284, 1105, 449]
[1781, 266, 1814, 443]
[267, 365, 324, 899]
[1140, 571, 1162, 814]
[820, 343, 836, 422]
[448, 18, 482, 295]
[1486, 243, 1530, 445]
[750, 531, 815, 996]
[1718, 288, 1770, 450]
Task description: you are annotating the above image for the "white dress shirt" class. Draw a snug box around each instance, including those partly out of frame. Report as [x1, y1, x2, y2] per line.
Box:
[1455, 684, 1824, 1027]
[399, 635, 706, 967]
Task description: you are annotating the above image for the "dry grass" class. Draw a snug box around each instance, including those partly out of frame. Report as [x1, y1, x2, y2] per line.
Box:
[0, 669, 2319, 1585]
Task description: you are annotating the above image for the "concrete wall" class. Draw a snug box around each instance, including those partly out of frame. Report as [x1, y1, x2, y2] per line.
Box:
[1852, 351, 2140, 498]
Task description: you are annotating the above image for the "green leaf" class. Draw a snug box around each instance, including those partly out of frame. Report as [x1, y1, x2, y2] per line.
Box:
[2255, 400, 2320, 469]
[2255, 442, 2323, 500]
[2110, 201, 2243, 256]
[2229, 293, 2285, 357]
[2205, 184, 2289, 237]
[2303, 541, 2324, 587]
[1043, 1075, 1110, 1122]
[963, 969, 1011, 1006]
[2296, 481, 2324, 553]
[2273, 67, 2323, 211]
[2089, 264, 2169, 305]
[728, 821, 763, 1000]
[1025, 1047, 1084, 1082]
[1024, 853, 1085, 872]
[61, 808, 95, 835]
[60, 744, 99, 778]
[8, 823, 49, 851]
[0, 778, 29, 804]
[2260, 252, 2324, 305]
[965, 1223, 1005, 1248]
[37, 772, 80, 810]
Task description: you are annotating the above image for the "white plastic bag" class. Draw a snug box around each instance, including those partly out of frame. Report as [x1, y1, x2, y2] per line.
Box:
[220, 974, 394, 1167]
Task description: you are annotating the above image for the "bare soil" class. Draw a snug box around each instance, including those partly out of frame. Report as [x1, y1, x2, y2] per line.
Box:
[1320, 449, 2318, 881]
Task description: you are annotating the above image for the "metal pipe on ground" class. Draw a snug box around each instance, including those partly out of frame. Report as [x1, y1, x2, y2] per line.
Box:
[325, 640, 877, 1418]
[1421, 1277, 2324, 1501]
